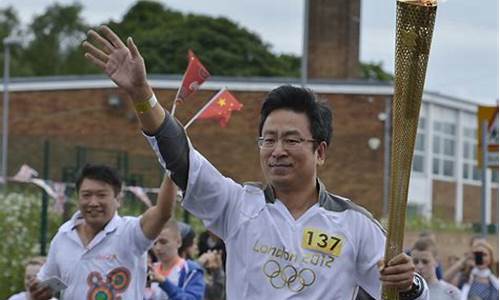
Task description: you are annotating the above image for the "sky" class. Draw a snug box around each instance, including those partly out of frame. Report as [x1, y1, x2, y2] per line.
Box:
[2, 0, 499, 105]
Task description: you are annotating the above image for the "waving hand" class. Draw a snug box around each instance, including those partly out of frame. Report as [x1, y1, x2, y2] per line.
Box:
[83, 25, 151, 101]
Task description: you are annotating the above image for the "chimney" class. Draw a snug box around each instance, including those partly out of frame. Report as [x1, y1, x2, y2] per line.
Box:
[306, 0, 361, 80]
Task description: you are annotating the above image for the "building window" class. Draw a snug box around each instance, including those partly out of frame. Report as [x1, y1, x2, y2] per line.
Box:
[432, 120, 456, 178]
[463, 127, 481, 182]
[492, 169, 499, 184]
[412, 117, 426, 173]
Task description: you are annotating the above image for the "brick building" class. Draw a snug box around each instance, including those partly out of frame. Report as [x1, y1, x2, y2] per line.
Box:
[1, 75, 497, 225]
[0, 0, 497, 225]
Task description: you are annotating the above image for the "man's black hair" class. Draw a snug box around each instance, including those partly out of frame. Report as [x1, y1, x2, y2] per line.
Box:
[75, 164, 122, 196]
[258, 85, 332, 147]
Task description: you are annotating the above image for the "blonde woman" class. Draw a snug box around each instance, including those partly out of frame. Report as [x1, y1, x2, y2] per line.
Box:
[460, 239, 498, 300]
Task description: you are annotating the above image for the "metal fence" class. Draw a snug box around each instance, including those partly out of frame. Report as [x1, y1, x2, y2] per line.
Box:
[6, 135, 164, 188]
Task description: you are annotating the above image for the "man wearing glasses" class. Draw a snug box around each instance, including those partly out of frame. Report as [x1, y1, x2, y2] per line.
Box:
[83, 25, 428, 300]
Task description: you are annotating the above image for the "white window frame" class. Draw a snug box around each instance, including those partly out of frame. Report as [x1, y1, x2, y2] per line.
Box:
[462, 126, 482, 185]
[412, 117, 426, 174]
[431, 108, 457, 181]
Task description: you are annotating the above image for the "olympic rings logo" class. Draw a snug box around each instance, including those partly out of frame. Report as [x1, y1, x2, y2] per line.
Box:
[262, 260, 316, 292]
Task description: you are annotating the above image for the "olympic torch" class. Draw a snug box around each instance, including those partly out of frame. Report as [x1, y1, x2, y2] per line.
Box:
[383, 1, 437, 299]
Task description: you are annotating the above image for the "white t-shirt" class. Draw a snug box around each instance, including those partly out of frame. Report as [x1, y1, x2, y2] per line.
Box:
[182, 149, 427, 300]
[428, 280, 460, 300]
[38, 211, 154, 299]
[7, 292, 57, 300]
[7, 292, 28, 300]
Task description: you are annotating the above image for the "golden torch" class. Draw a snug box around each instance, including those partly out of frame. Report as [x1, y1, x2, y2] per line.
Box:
[383, 1, 437, 299]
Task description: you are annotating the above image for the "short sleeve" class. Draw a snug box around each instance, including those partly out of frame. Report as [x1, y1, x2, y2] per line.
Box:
[353, 213, 386, 298]
[127, 217, 155, 256]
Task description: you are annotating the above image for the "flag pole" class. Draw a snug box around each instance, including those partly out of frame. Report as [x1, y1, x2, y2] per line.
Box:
[171, 58, 190, 116]
[171, 100, 178, 117]
[171, 87, 182, 116]
[184, 88, 226, 130]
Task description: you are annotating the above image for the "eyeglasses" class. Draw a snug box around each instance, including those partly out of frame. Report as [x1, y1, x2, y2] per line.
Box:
[257, 136, 317, 150]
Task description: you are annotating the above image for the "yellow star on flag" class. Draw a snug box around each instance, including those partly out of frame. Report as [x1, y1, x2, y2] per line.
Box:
[217, 98, 226, 107]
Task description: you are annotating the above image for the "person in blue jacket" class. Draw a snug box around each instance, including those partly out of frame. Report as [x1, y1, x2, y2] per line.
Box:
[149, 219, 205, 300]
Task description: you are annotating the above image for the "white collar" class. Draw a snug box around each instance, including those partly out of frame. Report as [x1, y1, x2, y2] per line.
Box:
[61, 210, 120, 234]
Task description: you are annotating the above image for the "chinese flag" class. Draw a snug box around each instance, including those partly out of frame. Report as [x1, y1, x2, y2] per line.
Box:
[197, 89, 243, 127]
[175, 49, 211, 102]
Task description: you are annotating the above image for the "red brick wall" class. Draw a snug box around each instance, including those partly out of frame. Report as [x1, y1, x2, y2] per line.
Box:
[5, 87, 387, 216]
[462, 184, 479, 222]
[432, 180, 456, 221]
[308, 0, 360, 79]
[5, 86, 495, 223]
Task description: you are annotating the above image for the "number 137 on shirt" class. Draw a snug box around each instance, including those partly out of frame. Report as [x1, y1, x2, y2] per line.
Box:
[302, 228, 344, 257]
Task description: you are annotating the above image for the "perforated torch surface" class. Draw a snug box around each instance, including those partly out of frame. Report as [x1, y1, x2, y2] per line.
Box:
[383, 1, 436, 299]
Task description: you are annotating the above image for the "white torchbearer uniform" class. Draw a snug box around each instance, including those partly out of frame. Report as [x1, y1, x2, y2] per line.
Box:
[182, 149, 428, 300]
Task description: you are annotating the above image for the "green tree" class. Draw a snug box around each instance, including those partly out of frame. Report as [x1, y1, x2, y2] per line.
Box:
[22, 3, 93, 76]
[1, 1, 391, 80]
[0, 7, 31, 76]
[0, 7, 19, 41]
[360, 61, 393, 81]
[110, 1, 300, 77]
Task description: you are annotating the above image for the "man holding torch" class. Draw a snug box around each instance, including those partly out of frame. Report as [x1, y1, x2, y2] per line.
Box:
[82, 21, 431, 298]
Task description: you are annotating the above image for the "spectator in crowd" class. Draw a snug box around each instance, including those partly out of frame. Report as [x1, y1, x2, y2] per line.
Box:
[178, 222, 199, 260]
[150, 220, 205, 300]
[144, 250, 158, 300]
[411, 237, 461, 300]
[198, 250, 226, 300]
[418, 231, 444, 279]
[8, 257, 56, 300]
[460, 239, 498, 300]
[198, 230, 226, 268]
[29, 165, 177, 300]
[178, 223, 226, 300]
[444, 236, 486, 289]
[197, 230, 226, 300]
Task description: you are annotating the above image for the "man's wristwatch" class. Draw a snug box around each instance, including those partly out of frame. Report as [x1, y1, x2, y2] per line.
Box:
[399, 273, 425, 300]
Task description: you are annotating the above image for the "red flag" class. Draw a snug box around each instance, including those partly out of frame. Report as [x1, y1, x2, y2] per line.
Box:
[176, 50, 211, 102]
[196, 89, 243, 127]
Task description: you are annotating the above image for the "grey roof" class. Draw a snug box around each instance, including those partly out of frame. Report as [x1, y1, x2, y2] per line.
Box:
[2, 74, 478, 111]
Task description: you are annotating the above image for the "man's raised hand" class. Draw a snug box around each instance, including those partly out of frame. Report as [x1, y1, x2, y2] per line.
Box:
[82, 25, 152, 102]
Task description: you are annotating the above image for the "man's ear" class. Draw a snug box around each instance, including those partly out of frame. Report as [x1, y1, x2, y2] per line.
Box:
[316, 141, 327, 166]
[115, 191, 123, 208]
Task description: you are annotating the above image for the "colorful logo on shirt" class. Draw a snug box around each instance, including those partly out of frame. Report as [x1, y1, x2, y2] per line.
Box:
[86, 267, 131, 300]
[262, 259, 317, 292]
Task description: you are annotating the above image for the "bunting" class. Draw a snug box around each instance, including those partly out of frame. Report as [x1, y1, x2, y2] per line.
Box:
[6, 164, 163, 214]
[124, 186, 153, 208]
[12, 164, 39, 181]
